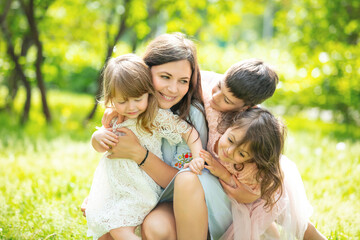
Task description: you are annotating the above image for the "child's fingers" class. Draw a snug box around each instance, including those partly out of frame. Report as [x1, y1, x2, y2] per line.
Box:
[116, 115, 124, 124]
[204, 165, 215, 175]
[204, 165, 212, 171]
[200, 149, 209, 154]
[194, 161, 203, 175]
[104, 131, 119, 140]
[200, 152, 212, 163]
[183, 163, 190, 169]
[102, 138, 117, 147]
[200, 149, 212, 158]
[190, 163, 202, 175]
[100, 141, 110, 149]
[116, 127, 132, 135]
[199, 152, 208, 161]
[203, 157, 213, 166]
[189, 164, 198, 174]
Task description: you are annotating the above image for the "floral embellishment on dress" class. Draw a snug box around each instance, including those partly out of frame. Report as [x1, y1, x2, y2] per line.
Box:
[175, 152, 193, 168]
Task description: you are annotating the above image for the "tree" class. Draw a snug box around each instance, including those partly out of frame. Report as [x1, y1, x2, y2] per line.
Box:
[19, 0, 53, 122]
[274, 0, 360, 124]
[0, 0, 32, 123]
[0, 0, 54, 123]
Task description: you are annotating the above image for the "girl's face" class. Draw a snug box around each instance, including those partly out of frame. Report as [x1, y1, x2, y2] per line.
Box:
[113, 91, 149, 119]
[217, 127, 253, 165]
[151, 60, 191, 109]
[210, 79, 248, 112]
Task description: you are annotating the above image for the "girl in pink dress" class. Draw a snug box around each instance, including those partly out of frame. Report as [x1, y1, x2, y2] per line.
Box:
[188, 108, 326, 240]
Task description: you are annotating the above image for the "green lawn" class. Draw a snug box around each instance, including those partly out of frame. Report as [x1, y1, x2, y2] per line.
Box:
[0, 90, 359, 239]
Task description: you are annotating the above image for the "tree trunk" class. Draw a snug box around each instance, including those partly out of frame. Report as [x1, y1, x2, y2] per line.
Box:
[20, 0, 52, 122]
[0, 0, 32, 123]
[2, 30, 32, 124]
[5, 34, 33, 110]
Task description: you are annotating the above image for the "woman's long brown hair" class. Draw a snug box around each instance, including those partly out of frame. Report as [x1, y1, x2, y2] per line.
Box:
[143, 33, 205, 128]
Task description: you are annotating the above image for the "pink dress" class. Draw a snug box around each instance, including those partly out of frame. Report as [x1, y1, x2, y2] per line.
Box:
[201, 71, 313, 240]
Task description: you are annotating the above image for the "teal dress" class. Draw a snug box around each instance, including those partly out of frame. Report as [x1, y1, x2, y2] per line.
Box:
[158, 103, 232, 240]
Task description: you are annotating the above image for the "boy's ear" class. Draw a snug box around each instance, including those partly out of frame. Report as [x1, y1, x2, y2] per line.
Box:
[240, 105, 250, 112]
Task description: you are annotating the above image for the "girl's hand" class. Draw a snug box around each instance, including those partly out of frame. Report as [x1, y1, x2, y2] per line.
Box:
[101, 107, 124, 128]
[200, 150, 228, 179]
[184, 157, 205, 175]
[219, 175, 259, 204]
[93, 128, 118, 150]
[107, 127, 145, 164]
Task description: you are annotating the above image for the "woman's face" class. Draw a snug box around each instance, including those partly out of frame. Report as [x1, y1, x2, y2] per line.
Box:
[151, 60, 191, 109]
[217, 127, 253, 165]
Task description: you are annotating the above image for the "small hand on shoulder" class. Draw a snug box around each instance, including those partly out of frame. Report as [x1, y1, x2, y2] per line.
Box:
[92, 127, 118, 151]
[101, 107, 124, 128]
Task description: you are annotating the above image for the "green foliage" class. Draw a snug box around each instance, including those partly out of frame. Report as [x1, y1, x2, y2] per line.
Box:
[0, 90, 359, 239]
[1, 0, 359, 125]
[273, 0, 360, 124]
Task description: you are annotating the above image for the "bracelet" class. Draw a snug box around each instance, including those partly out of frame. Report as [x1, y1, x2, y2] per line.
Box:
[138, 148, 149, 167]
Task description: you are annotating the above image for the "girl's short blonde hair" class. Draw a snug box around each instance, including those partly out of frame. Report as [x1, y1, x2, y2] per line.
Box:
[102, 54, 158, 133]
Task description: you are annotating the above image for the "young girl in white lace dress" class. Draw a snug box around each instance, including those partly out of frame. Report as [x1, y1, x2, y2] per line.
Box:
[85, 54, 203, 240]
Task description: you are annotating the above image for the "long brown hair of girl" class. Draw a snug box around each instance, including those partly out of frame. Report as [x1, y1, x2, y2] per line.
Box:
[102, 54, 158, 134]
[218, 108, 286, 210]
[143, 32, 204, 127]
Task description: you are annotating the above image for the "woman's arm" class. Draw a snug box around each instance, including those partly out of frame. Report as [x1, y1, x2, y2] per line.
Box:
[107, 127, 178, 188]
[108, 104, 208, 188]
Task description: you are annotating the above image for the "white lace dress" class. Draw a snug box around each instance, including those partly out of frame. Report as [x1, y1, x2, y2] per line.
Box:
[86, 109, 190, 239]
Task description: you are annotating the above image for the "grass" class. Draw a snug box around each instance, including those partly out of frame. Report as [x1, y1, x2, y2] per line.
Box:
[0, 89, 359, 239]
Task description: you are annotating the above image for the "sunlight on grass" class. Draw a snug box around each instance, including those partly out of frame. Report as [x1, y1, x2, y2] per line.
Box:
[0, 90, 359, 239]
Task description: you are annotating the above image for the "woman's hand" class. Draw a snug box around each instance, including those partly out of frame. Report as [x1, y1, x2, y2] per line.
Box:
[200, 150, 229, 180]
[101, 107, 124, 128]
[107, 127, 146, 164]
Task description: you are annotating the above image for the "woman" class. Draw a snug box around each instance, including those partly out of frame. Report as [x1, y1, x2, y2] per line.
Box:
[95, 54, 287, 240]
[84, 32, 208, 240]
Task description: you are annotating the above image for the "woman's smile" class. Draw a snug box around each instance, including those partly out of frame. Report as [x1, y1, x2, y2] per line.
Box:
[151, 60, 191, 109]
[158, 92, 178, 101]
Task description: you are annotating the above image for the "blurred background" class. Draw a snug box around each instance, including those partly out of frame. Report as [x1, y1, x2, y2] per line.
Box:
[0, 0, 359, 239]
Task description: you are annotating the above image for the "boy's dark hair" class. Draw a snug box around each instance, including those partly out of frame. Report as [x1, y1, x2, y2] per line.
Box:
[225, 59, 279, 107]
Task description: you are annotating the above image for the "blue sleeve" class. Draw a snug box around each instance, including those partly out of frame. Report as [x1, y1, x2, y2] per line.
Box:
[161, 104, 208, 169]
